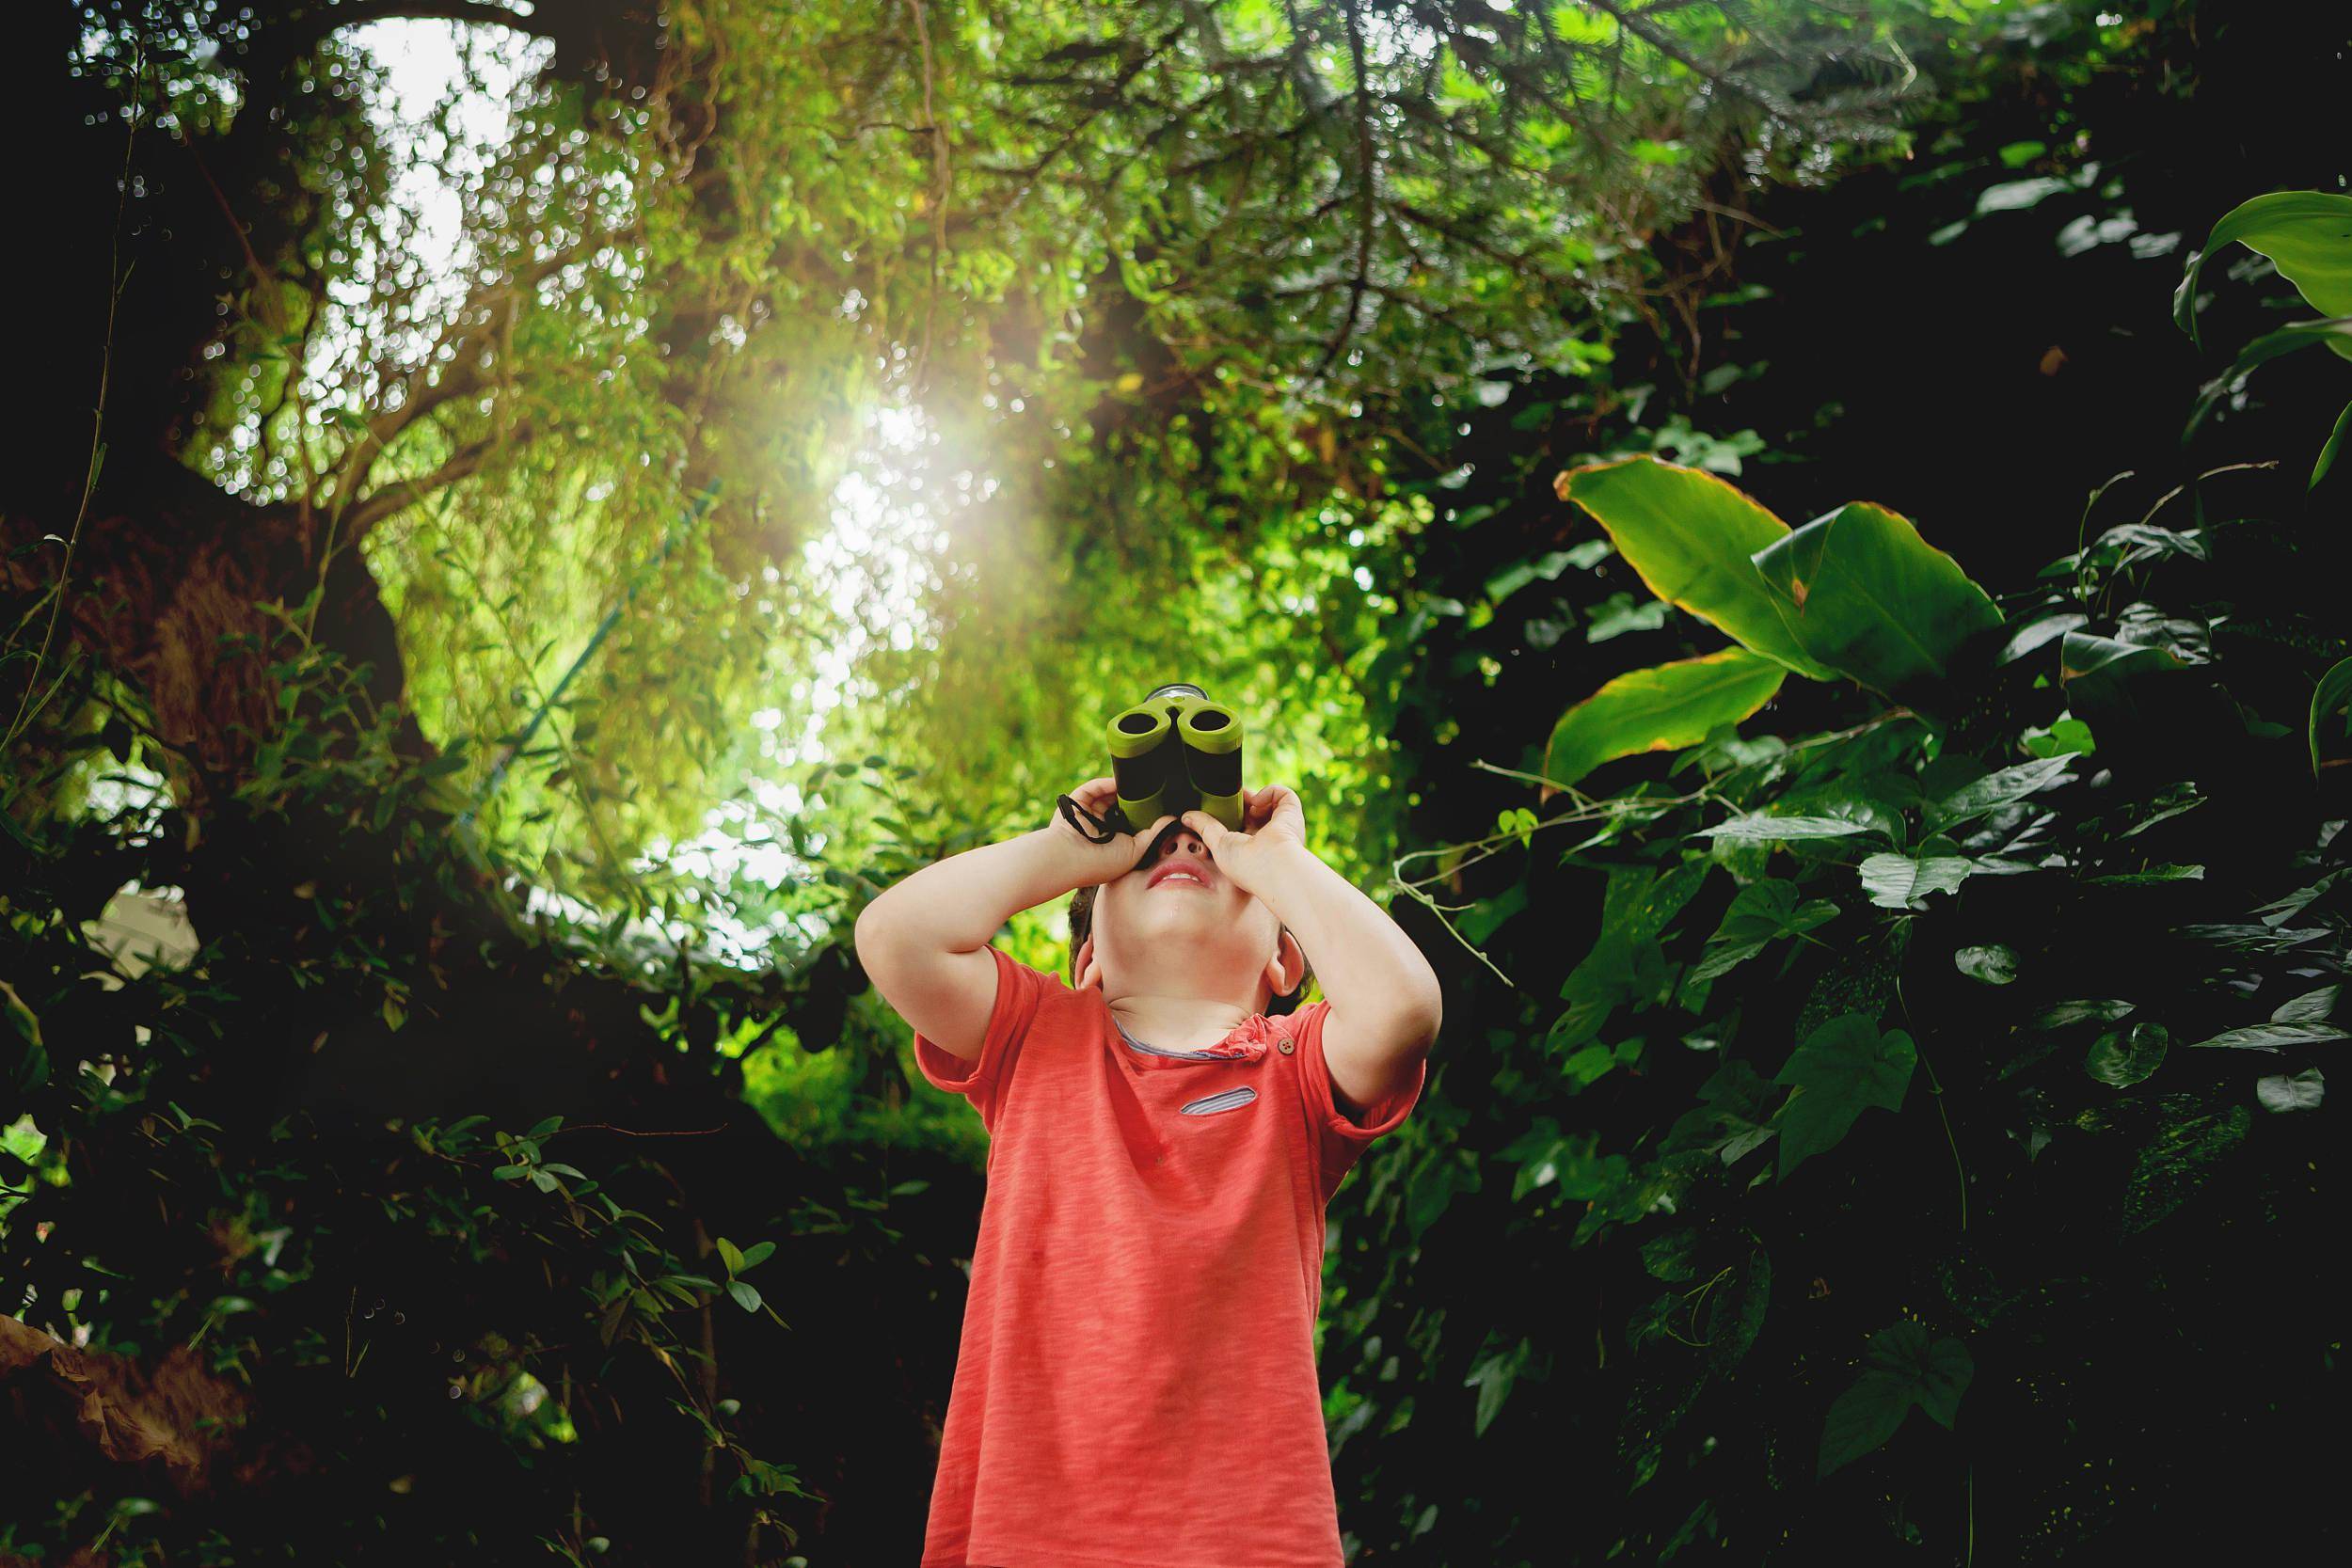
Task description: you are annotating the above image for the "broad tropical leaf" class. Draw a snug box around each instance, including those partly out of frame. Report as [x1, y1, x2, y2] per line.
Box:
[1750, 502, 2001, 697]
[2312, 657, 2352, 776]
[1539, 648, 1787, 798]
[1556, 457, 1836, 679]
[2174, 190, 2352, 356]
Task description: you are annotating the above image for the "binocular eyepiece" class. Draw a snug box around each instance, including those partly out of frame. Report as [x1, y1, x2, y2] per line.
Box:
[1104, 682, 1245, 833]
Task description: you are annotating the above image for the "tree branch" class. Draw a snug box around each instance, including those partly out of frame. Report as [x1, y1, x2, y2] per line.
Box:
[1313, 0, 1379, 381]
[342, 424, 530, 539]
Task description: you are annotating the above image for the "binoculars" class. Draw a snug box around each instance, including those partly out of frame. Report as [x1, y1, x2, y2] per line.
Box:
[1104, 683, 1246, 834]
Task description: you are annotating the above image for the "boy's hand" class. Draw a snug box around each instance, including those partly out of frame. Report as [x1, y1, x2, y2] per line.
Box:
[1054, 777, 1176, 884]
[1181, 784, 1310, 898]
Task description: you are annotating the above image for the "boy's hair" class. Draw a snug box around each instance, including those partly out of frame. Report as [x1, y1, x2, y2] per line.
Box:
[1068, 881, 1313, 1015]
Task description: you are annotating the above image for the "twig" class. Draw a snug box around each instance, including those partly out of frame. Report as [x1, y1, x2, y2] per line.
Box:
[547, 1123, 728, 1140]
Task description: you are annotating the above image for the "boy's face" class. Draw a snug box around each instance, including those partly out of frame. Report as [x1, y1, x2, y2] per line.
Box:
[1077, 823, 1295, 1005]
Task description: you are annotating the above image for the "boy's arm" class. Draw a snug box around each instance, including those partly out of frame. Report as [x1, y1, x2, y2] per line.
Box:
[854, 783, 1172, 1061]
[1256, 843, 1443, 1116]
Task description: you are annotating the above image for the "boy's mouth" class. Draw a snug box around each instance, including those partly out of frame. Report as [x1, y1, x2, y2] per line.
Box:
[1146, 863, 1214, 891]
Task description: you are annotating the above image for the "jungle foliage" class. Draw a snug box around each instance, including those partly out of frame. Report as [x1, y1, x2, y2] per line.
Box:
[6, 1, 2348, 1564]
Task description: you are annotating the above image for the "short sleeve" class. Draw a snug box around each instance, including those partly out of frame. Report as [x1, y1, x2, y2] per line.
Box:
[1293, 999, 1427, 1195]
[912, 945, 1057, 1132]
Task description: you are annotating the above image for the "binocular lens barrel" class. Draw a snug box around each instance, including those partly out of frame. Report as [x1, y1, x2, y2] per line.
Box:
[1104, 689, 1245, 833]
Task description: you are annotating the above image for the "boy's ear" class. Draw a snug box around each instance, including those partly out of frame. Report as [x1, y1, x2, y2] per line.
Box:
[1073, 934, 1102, 992]
[1262, 929, 1306, 1003]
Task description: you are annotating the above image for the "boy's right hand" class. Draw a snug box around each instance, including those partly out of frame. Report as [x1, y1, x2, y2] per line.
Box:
[1054, 776, 1175, 885]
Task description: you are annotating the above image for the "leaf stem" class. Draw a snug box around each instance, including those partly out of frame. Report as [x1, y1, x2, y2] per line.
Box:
[1895, 970, 1967, 1231]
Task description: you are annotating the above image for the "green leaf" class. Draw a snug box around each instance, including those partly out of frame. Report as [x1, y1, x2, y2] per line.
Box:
[2035, 999, 2135, 1029]
[1563, 1043, 1618, 1085]
[2311, 657, 2352, 777]
[2256, 1069, 2325, 1113]
[2058, 631, 2193, 733]
[2315, 399, 2351, 489]
[2185, 317, 2352, 437]
[2024, 721, 2097, 759]
[716, 1237, 746, 1276]
[1953, 944, 2018, 985]
[1749, 502, 2001, 698]
[2087, 863, 2204, 886]
[2174, 190, 2352, 350]
[2122, 1099, 2250, 1233]
[1817, 1321, 1974, 1479]
[1688, 879, 1839, 983]
[1693, 814, 1879, 842]
[1701, 1247, 1772, 1377]
[1773, 1014, 1917, 1181]
[1540, 649, 1786, 797]
[2183, 1022, 2349, 1053]
[1556, 457, 1835, 678]
[737, 1241, 776, 1271]
[726, 1280, 764, 1314]
[1858, 852, 1974, 911]
[2086, 1023, 2169, 1087]
[1640, 1231, 1699, 1281]
[2271, 985, 2340, 1024]
[1464, 1338, 1533, 1437]
[1931, 756, 2074, 827]
[1583, 593, 1670, 643]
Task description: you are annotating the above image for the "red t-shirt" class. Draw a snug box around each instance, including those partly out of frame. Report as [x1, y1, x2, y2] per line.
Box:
[910, 944, 1426, 1568]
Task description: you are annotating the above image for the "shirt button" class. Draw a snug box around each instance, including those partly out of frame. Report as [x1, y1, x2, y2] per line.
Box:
[1278, 1038, 1295, 1054]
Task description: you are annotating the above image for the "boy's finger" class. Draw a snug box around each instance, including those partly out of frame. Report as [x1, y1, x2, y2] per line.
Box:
[1180, 809, 1226, 847]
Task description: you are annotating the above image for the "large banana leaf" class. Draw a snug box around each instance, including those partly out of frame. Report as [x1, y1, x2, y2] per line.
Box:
[1556, 457, 1836, 680]
[1749, 502, 2001, 698]
[1540, 648, 1787, 800]
[2175, 189, 2352, 359]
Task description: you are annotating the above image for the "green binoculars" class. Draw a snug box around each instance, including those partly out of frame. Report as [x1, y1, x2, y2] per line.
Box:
[1105, 683, 1246, 834]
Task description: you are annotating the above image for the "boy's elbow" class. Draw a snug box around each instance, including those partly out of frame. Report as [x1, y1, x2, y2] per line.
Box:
[1397, 981, 1443, 1053]
[852, 898, 908, 977]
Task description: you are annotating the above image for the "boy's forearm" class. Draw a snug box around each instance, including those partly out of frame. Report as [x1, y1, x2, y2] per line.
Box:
[1255, 843, 1442, 1034]
[861, 827, 1096, 953]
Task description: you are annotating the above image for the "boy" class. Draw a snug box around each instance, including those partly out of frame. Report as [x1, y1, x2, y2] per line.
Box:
[854, 775, 1443, 1568]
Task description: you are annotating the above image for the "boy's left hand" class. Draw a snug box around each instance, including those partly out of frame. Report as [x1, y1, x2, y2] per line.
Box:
[1181, 785, 1310, 898]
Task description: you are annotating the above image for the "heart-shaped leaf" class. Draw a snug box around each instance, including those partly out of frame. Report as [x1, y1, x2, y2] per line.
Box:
[1859, 853, 1974, 911]
[1773, 1014, 1917, 1181]
[2086, 1022, 2169, 1087]
[1818, 1321, 1974, 1478]
[2256, 1069, 2326, 1113]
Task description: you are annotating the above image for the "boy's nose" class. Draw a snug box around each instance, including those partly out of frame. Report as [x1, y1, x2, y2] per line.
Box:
[1153, 827, 1212, 862]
